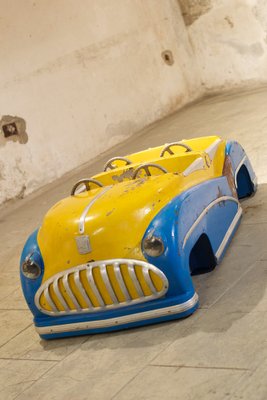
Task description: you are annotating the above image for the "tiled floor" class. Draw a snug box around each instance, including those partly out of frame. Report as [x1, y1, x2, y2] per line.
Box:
[0, 87, 266, 399]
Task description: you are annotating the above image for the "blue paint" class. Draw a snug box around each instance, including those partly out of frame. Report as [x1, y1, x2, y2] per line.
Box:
[20, 229, 45, 317]
[226, 140, 257, 197]
[142, 176, 240, 303]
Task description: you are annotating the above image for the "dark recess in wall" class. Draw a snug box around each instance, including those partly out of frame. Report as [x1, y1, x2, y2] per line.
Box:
[0, 115, 28, 145]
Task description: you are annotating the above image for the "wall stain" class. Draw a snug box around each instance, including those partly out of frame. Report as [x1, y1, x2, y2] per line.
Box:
[1, 29, 141, 91]
[224, 16, 234, 28]
[220, 41, 264, 57]
[16, 184, 26, 199]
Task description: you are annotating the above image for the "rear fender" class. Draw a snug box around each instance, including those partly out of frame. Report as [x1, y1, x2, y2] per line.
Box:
[226, 141, 257, 198]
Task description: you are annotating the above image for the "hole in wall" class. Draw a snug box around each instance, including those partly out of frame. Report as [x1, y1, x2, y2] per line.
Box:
[3, 122, 18, 138]
[161, 50, 174, 66]
[0, 115, 28, 145]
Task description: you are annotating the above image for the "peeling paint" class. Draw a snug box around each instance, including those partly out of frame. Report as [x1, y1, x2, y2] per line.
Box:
[112, 168, 135, 183]
[223, 156, 238, 199]
[178, 0, 212, 26]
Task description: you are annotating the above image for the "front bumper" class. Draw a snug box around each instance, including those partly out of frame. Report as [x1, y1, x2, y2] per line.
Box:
[32, 258, 198, 339]
[36, 292, 199, 339]
[21, 235, 198, 339]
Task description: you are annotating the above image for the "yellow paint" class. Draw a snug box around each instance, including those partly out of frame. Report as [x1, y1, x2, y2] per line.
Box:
[150, 270, 164, 292]
[80, 269, 101, 307]
[49, 283, 65, 311]
[92, 267, 113, 305]
[37, 136, 226, 307]
[106, 265, 126, 302]
[39, 292, 52, 312]
[120, 264, 139, 299]
[58, 277, 76, 310]
[134, 265, 153, 296]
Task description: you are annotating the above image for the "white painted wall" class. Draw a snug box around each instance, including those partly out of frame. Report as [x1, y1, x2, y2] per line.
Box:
[0, 0, 201, 204]
[0, 0, 267, 204]
[186, 0, 267, 91]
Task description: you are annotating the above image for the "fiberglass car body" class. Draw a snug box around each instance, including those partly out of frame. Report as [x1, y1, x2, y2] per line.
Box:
[20, 136, 257, 339]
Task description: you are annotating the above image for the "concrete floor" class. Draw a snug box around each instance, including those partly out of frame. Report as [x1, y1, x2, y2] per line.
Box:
[0, 87, 267, 400]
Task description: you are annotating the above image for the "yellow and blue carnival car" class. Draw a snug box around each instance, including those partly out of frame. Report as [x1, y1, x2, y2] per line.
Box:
[20, 136, 257, 339]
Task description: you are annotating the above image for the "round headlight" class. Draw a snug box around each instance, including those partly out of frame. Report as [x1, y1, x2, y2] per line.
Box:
[22, 258, 41, 279]
[143, 236, 164, 257]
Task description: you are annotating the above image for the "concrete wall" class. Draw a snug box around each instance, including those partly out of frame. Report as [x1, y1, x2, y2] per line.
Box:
[1, 0, 267, 204]
[0, 0, 201, 204]
[179, 0, 267, 90]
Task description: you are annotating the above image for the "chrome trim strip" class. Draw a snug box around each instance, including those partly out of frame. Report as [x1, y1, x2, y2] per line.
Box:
[234, 155, 247, 187]
[182, 196, 240, 249]
[74, 271, 93, 308]
[86, 267, 105, 307]
[43, 287, 58, 312]
[34, 259, 169, 316]
[128, 262, 144, 297]
[78, 186, 111, 234]
[113, 262, 131, 302]
[53, 278, 69, 311]
[183, 157, 205, 177]
[62, 274, 81, 311]
[36, 293, 199, 335]
[143, 267, 157, 295]
[205, 138, 222, 160]
[215, 207, 242, 259]
[100, 264, 119, 304]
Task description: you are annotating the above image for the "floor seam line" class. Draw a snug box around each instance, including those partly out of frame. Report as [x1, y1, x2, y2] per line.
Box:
[148, 364, 250, 371]
[0, 323, 32, 350]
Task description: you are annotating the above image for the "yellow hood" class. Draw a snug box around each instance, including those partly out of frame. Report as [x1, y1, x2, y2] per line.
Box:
[38, 174, 184, 282]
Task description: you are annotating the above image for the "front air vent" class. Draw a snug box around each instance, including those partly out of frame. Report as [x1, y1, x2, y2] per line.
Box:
[35, 259, 169, 316]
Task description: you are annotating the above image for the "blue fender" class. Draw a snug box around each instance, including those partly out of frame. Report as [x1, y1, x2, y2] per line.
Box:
[142, 176, 242, 296]
[226, 141, 257, 198]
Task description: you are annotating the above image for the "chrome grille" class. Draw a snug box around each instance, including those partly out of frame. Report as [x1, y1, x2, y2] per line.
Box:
[35, 259, 169, 316]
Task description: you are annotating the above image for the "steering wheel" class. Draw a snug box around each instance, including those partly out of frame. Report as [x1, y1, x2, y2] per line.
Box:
[71, 179, 103, 196]
[104, 157, 132, 171]
[132, 163, 168, 179]
[160, 142, 192, 157]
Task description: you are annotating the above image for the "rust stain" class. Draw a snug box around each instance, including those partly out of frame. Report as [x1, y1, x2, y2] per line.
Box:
[223, 155, 238, 199]
[106, 208, 115, 217]
[112, 168, 135, 183]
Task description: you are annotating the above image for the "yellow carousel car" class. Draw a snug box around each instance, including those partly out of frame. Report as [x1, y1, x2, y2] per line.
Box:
[20, 135, 256, 339]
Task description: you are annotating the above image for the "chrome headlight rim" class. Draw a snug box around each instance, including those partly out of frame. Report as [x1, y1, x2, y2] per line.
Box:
[143, 235, 165, 257]
[21, 257, 42, 280]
